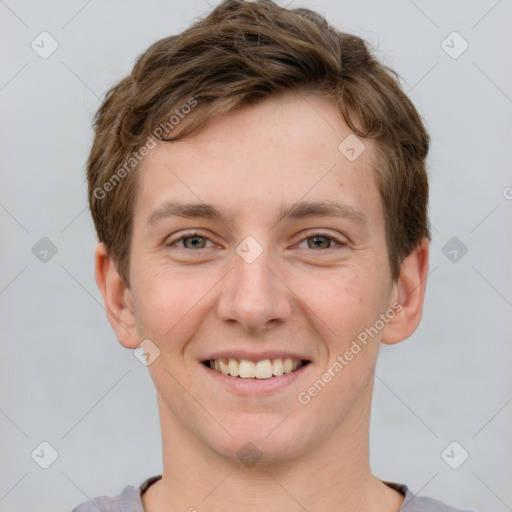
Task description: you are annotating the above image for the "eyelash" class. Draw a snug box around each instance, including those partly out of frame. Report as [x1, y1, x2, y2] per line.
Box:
[297, 232, 347, 250]
[166, 230, 347, 251]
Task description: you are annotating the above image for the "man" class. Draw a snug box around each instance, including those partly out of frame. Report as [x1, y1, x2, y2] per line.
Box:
[73, 1, 475, 510]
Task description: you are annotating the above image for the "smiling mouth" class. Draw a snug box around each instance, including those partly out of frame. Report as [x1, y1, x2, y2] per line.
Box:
[202, 357, 310, 379]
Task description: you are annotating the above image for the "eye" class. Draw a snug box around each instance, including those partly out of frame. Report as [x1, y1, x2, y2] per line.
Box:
[297, 232, 346, 250]
[166, 231, 346, 252]
[167, 231, 214, 250]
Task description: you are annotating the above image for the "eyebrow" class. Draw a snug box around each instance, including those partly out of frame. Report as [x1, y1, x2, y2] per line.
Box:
[145, 199, 368, 230]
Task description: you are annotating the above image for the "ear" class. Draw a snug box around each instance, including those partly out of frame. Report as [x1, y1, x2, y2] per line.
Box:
[381, 238, 429, 345]
[94, 242, 140, 349]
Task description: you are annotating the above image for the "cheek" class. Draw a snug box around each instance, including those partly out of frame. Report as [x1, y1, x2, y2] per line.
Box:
[296, 269, 386, 413]
[131, 264, 216, 351]
[292, 265, 386, 341]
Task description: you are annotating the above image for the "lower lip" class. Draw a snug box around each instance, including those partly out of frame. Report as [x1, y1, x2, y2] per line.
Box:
[200, 362, 311, 395]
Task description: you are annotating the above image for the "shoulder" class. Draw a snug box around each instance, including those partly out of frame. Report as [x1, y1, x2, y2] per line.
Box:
[71, 484, 141, 512]
[71, 475, 162, 512]
[386, 481, 477, 512]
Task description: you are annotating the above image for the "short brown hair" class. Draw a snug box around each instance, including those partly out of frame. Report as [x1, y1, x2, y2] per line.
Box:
[87, 0, 430, 288]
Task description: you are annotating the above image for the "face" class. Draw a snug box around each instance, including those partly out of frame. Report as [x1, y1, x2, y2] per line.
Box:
[119, 92, 402, 463]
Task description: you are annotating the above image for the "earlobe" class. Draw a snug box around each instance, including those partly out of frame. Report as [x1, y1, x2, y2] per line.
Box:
[381, 238, 430, 345]
[94, 243, 140, 349]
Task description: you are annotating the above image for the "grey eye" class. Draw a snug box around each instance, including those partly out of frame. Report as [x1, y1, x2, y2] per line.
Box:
[181, 236, 208, 249]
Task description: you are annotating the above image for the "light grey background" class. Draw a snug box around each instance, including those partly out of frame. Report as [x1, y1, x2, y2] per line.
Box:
[1, 0, 511, 511]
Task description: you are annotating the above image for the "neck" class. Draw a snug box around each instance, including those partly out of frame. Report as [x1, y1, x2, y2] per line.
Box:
[143, 387, 404, 512]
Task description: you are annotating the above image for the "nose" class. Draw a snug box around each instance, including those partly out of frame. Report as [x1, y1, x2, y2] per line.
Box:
[216, 244, 292, 333]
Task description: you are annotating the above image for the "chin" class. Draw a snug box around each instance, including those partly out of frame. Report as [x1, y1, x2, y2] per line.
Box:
[204, 417, 311, 466]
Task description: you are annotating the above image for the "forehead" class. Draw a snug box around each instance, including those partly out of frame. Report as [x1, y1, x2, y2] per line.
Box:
[134, 93, 381, 227]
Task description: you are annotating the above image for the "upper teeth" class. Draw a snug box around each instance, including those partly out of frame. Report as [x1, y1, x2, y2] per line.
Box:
[208, 358, 303, 379]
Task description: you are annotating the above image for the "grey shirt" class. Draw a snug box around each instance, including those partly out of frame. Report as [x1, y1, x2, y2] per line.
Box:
[72, 475, 476, 511]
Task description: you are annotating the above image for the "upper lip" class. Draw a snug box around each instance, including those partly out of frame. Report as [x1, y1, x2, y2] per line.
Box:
[202, 350, 311, 363]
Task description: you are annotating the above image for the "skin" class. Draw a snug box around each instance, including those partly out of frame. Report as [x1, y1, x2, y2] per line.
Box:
[96, 92, 429, 512]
